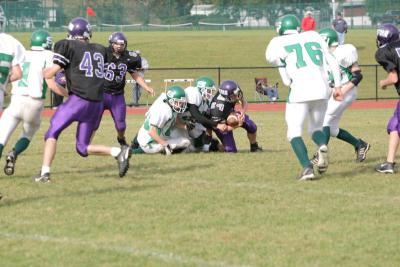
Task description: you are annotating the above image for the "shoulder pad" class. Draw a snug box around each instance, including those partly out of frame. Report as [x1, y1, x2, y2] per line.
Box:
[128, 51, 138, 57]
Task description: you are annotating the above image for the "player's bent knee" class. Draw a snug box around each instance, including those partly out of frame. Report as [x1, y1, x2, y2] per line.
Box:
[76, 143, 89, 157]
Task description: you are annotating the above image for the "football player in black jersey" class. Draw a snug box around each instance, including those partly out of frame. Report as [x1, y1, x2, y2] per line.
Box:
[374, 24, 400, 174]
[209, 80, 262, 153]
[102, 32, 155, 146]
[35, 17, 131, 182]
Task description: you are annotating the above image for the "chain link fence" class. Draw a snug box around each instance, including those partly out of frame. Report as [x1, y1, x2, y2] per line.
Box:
[1, 0, 399, 32]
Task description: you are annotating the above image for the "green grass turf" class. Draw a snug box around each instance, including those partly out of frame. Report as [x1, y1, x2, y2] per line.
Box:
[1, 108, 399, 266]
[6, 29, 398, 107]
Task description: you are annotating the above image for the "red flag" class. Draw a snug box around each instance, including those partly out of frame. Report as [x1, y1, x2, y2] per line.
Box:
[86, 7, 96, 17]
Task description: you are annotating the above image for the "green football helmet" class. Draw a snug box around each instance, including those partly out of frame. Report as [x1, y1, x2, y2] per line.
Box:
[30, 30, 53, 50]
[277, 15, 300, 35]
[195, 76, 216, 102]
[319, 28, 339, 47]
[166, 85, 187, 113]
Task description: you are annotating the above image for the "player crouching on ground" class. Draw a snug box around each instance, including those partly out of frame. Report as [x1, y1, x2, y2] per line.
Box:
[179, 76, 227, 152]
[208, 80, 262, 153]
[132, 86, 191, 155]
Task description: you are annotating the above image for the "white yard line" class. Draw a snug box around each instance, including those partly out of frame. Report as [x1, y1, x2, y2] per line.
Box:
[0, 231, 253, 267]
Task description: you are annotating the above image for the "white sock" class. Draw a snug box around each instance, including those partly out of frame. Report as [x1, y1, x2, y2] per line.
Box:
[111, 147, 121, 157]
[41, 166, 50, 175]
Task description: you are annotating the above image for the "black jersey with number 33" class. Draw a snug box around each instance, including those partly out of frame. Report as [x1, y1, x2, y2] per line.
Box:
[103, 48, 142, 95]
[53, 39, 107, 102]
[375, 39, 400, 93]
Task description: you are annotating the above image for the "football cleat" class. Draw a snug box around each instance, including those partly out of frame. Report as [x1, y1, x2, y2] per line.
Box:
[355, 139, 370, 162]
[116, 145, 130, 177]
[250, 142, 263, 152]
[297, 166, 315, 181]
[4, 150, 17, 176]
[33, 172, 51, 183]
[375, 161, 395, 174]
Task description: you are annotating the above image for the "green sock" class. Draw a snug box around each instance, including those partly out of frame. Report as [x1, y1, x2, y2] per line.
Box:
[290, 137, 311, 168]
[0, 144, 3, 158]
[14, 137, 30, 156]
[323, 126, 331, 145]
[337, 128, 360, 148]
[130, 147, 144, 154]
[311, 130, 326, 147]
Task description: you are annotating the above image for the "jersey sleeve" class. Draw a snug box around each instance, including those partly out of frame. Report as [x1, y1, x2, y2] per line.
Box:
[148, 104, 173, 129]
[185, 87, 202, 106]
[11, 37, 26, 66]
[141, 57, 149, 69]
[375, 48, 397, 72]
[127, 51, 141, 73]
[335, 44, 358, 68]
[266, 37, 285, 67]
[53, 39, 72, 69]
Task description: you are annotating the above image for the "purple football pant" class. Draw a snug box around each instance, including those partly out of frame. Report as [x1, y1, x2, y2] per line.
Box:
[102, 92, 126, 132]
[387, 100, 400, 134]
[213, 114, 257, 153]
[45, 94, 103, 157]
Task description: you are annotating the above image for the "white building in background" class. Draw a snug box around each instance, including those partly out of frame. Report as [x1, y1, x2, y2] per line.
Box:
[190, 5, 216, 16]
[341, 0, 372, 26]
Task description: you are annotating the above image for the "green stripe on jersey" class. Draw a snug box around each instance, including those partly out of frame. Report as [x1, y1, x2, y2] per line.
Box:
[0, 53, 13, 63]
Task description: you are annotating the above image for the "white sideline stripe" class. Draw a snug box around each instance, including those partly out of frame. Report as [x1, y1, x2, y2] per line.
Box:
[0, 232, 253, 267]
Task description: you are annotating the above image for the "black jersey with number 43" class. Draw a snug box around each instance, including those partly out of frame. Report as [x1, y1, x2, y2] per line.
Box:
[103, 48, 142, 95]
[375, 39, 400, 94]
[52, 39, 107, 102]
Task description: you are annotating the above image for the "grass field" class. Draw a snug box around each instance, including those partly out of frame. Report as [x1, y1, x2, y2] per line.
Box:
[6, 29, 399, 107]
[1, 107, 400, 266]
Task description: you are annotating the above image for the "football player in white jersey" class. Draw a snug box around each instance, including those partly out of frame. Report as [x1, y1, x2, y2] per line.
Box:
[0, 16, 25, 113]
[0, 30, 68, 175]
[317, 28, 370, 164]
[266, 14, 342, 180]
[180, 76, 227, 151]
[134, 86, 191, 154]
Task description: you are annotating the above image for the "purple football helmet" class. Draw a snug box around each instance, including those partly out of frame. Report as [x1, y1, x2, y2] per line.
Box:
[67, 17, 92, 40]
[376, 23, 399, 48]
[219, 80, 241, 102]
[108, 32, 127, 53]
